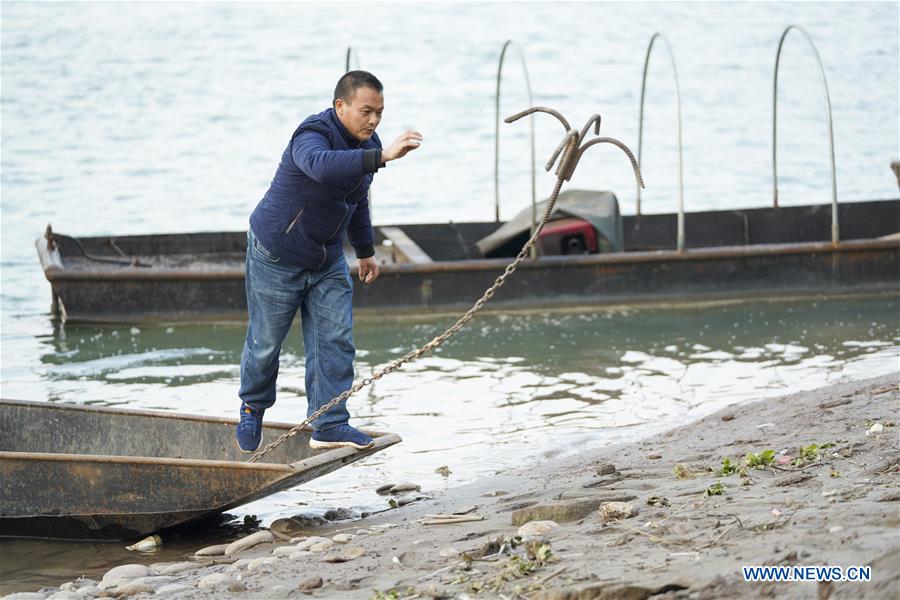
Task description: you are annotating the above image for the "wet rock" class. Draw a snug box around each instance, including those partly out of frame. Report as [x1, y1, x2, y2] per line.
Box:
[2, 594, 49, 600]
[599, 501, 638, 522]
[125, 534, 162, 552]
[270, 517, 308, 539]
[323, 507, 355, 521]
[297, 576, 324, 592]
[153, 562, 196, 576]
[647, 454, 662, 460]
[74, 587, 100, 598]
[721, 413, 735, 422]
[595, 463, 617, 476]
[332, 533, 355, 544]
[289, 551, 312, 560]
[102, 564, 153, 584]
[646, 496, 670, 507]
[388, 482, 421, 494]
[224, 530, 274, 555]
[194, 543, 229, 557]
[322, 547, 365, 563]
[289, 537, 307, 544]
[511, 499, 604, 525]
[289, 513, 329, 528]
[47, 592, 81, 600]
[517, 520, 559, 539]
[154, 583, 192, 597]
[198, 573, 234, 590]
[112, 581, 154, 596]
[375, 483, 396, 494]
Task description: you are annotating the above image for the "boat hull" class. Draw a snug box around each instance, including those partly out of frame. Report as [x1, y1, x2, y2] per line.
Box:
[0, 400, 400, 541]
[36, 199, 900, 322]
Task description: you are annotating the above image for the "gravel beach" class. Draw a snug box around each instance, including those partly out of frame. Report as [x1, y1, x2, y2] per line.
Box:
[7, 373, 898, 600]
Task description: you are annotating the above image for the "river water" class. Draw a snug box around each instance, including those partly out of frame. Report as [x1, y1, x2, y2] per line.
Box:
[1, 1, 898, 594]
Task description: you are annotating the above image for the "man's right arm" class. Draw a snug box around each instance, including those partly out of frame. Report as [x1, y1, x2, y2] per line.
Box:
[292, 131, 381, 185]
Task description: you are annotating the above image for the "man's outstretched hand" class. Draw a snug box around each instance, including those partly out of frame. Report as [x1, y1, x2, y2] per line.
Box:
[358, 256, 380, 285]
[382, 130, 422, 164]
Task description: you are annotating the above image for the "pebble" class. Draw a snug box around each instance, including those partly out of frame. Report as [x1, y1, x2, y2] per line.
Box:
[198, 573, 235, 589]
[297, 576, 324, 592]
[154, 584, 192, 596]
[439, 547, 460, 558]
[102, 564, 153, 583]
[599, 501, 638, 522]
[517, 520, 559, 539]
[289, 551, 312, 560]
[229, 559, 252, 571]
[355, 529, 371, 536]
[194, 543, 230, 557]
[225, 530, 274, 555]
[721, 413, 735, 422]
[332, 533, 355, 544]
[829, 525, 845, 534]
[153, 562, 196, 576]
[309, 540, 334, 553]
[647, 454, 662, 460]
[273, 545, 302, 557]
[228, 581, 247, 593]
[112, 582, 155, 596]
[289, 537, 307, 544]
[389, 482, 421, 493]
[866, 422, 884, 436]
[247, 556, 279, 571]
[295, 536, 332, 551]
[322, 547, 365, 563]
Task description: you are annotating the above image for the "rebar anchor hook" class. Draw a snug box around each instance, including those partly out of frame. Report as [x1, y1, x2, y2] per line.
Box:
[505, 106, 644, 188]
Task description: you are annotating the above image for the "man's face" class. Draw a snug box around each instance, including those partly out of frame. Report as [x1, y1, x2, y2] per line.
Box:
[335, 86, 384, 142]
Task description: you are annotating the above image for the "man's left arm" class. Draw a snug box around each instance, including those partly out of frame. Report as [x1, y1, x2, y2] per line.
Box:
[347, 199, 379, 284]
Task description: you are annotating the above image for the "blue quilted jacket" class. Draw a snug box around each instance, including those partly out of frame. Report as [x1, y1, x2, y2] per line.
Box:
[249, 108, 382, 269]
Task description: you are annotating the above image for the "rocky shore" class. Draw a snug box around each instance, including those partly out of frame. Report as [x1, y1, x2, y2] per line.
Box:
[4, 373, 897, 600]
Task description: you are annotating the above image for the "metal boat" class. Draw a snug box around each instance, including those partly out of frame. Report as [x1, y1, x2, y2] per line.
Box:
[34, 195, 900, 323]
[0, 399, 400, 541]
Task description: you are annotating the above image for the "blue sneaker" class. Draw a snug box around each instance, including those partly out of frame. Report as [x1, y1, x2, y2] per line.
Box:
[310, 424, 374, 450]
[236, 403, 264, 453]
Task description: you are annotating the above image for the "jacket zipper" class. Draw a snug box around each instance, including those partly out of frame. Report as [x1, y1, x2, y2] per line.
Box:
[284, 207, 305, 234]
[318, 176, 364, 269]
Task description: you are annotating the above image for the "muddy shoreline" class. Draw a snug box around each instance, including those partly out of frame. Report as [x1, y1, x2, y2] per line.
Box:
[5, 373, 898, 600]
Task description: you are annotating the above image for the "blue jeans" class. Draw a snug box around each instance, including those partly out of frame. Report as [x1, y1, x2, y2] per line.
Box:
[239, 229, 353, 431]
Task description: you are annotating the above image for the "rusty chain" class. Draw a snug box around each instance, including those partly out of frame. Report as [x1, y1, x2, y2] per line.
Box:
[248, 106, 644, 463]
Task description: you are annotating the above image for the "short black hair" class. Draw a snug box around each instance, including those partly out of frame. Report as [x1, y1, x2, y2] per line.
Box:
[333, 70, 383, 106]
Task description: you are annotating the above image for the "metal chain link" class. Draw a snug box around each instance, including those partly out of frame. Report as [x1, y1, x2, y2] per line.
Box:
[248, 107, 643, 463]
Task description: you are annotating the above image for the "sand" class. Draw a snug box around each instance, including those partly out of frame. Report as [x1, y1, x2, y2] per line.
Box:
[15, 373, 899, 600]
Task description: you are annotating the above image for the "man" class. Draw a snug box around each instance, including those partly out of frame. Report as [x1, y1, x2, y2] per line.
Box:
[237, 70, 422, 452]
